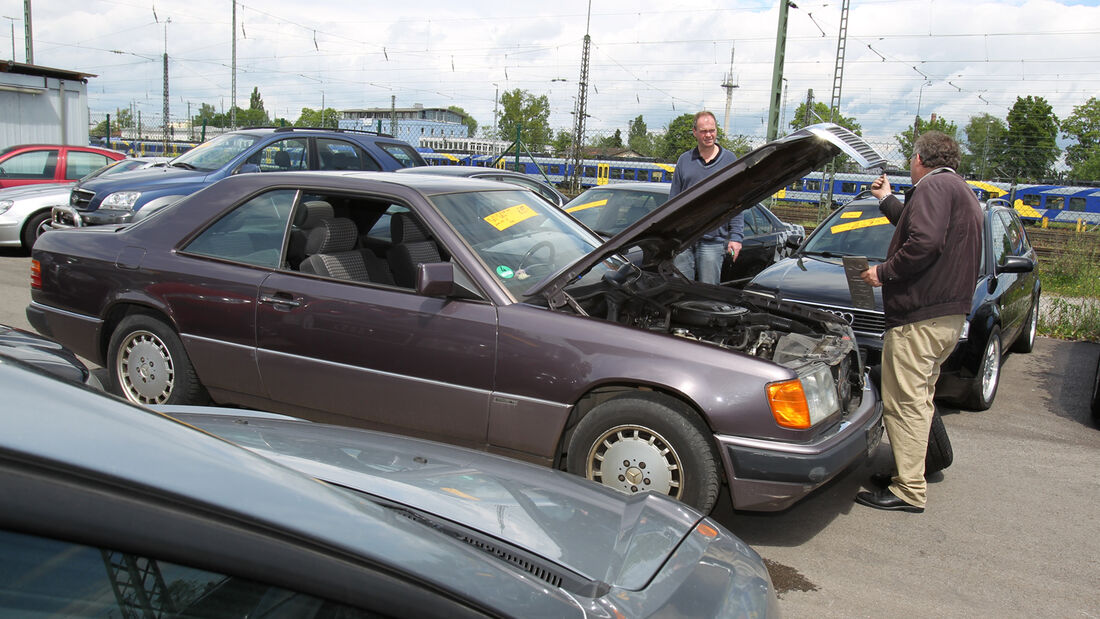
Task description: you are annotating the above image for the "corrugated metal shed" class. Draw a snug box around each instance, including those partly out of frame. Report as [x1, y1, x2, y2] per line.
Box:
[1, 61, 96, 150]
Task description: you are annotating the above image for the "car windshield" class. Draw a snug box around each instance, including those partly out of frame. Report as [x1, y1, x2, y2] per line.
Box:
[801, 202, 896, 262]
[169, 134, 259, 172]
[429, 188, 624, 298]
[564, 187, 669, 237]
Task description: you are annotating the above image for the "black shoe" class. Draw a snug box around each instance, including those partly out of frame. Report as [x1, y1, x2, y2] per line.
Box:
[870, 471, 894, 489]
[855, 489, 924, 513]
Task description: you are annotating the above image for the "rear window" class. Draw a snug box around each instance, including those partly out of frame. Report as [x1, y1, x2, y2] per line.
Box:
[378, 143, 425, 168]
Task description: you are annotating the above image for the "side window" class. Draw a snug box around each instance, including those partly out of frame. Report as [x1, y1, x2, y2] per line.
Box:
[1069, 197, 1087, 212]
[185, 189, 297, 268]
[999, 211, 1028, 256]
[253, 139, 308, 172]
[1021, 194, 1041, 208]
[990, 211, 1010, 265]
[377, 143, 422, 168]
[1046, 196, 1064, 210]
[0, 149, 58, 179]
[747, 206, 773, 234]
[317, 139, 379, 171]
[65, 152, 112, 179]
[0, 529, 381, 618]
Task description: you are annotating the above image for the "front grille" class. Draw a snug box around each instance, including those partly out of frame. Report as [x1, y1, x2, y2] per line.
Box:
[795, 299, 886, 338]
[71, 188, 95, 209]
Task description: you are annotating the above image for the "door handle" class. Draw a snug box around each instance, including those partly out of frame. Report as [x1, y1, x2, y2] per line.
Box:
[260, 294, 301, 308]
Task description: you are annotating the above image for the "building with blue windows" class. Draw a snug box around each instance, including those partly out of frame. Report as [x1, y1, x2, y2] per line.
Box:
[339, 104, 469, 148]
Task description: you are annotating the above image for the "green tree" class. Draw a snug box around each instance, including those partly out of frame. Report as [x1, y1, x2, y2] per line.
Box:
[628, 115, 654, 157]
[594, 129, 623, 149]
[895, 116, 960, 167]
[960, 113, 1008, 179]
[294, 107, 340, 129]
[249, 87, 265, 112]
[550, 130, 574, 157]
[1002, 95, 1060, 182]
[447, 105, 478, 137]
[718, 134, 753, 158]
[496, 89, 551, 149]
[1061, 97, 1100, 182]
[91, 107, 134, 137]
[234, 106, 270, 127]
[788, 101, 862, 135]
[657, 113, 697, 161]
[192, 102, 218, 127]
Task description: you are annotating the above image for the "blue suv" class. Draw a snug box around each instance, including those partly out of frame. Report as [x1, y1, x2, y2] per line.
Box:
[52, 127, 425, 227]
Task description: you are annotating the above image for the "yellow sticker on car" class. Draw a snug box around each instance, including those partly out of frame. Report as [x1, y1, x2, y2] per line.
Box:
[830, 217, 890, 234]
[484, 203, 539, 230]
[841, 211, 862, 218]
[565, 199, 607, 214]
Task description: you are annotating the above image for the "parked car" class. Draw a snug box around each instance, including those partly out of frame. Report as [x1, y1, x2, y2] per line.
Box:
[747, 195, 1040, 410]
[50, 127, 425, 229]
[28, 123, 885, 513]
[397, 164, 569, 207]
[0, 323, 101, 389]
[0, 357, 779, 618]
[0, 144, 126, 189]
[563, 182, 806, 283]
[0, 157, 167, 249]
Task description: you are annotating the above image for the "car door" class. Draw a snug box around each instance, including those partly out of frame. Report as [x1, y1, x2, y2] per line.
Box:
[994, 210, 1035, 341]
[724, 204, 780, 281]
[0, 147, 58, 188]
[254, 193, 498, 447]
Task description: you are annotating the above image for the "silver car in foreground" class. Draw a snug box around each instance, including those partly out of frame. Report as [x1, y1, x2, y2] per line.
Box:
[0, 355, 778, 618]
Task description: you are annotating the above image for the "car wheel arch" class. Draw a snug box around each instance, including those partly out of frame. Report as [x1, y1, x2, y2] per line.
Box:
[100, 302, 181, 362]
[20, 208, 52, 249]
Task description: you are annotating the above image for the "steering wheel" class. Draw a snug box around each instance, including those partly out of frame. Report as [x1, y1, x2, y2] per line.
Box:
[518, 240, 556, 274]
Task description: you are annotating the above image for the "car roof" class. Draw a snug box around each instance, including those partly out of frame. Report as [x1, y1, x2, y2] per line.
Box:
[579, 182, 670, 194]
[396, 165, 527, 177]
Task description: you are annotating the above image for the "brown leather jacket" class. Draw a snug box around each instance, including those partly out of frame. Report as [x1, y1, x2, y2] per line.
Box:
[878, 168, 983, 329]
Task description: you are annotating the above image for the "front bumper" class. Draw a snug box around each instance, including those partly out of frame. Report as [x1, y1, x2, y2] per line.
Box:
[50, 205, 132, 229]
[717, 377, 883, 511]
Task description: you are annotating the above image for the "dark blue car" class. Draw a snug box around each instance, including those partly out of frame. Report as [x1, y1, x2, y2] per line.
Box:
[747, 195, 1041, 411]
[51, 127, 425, 228]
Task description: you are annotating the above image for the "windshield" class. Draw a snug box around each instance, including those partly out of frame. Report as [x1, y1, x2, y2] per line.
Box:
[170, 133, 259, 172]
[802, 201, 896, 262]
[429, 189, 624, 298]
[564, 187, 669, 237]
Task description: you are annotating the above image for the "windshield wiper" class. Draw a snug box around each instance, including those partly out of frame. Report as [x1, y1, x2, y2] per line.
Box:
[171, 161, 198, 170]
[802, 250, 853, 258]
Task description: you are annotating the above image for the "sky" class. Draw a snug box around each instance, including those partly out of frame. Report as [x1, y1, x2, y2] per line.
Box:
[3, 0, 1099, 150]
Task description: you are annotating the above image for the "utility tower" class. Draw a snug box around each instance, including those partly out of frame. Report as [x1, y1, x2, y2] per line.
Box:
[765, 0, 793, 141]
[819, 0, 850, 214]
[568, 0, 593, 194]
[720, 45, 738, 136]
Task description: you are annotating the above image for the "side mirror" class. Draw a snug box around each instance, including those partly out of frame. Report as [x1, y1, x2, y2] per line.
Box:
[236, 163, 261, 175]
[997, 255, 1034, 274]
[416, 262, 456, 297]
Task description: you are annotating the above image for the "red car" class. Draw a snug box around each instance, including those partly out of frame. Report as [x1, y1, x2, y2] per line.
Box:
[0, 144, 126, 189]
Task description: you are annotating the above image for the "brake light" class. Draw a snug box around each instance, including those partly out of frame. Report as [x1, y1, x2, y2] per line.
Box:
[30, 259, 41, 289]
[767, 379, 811, 429]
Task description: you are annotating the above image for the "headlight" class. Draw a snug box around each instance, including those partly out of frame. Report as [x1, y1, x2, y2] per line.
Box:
[767, 364, 840, 429]
[0, 199, 12, 215]
[101, 191, 142, 209]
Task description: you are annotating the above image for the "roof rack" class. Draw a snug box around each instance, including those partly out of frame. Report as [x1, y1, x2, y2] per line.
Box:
[236, 126, 394, 138]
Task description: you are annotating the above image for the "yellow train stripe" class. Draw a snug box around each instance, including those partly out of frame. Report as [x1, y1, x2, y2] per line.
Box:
[1013, 199, 1043, 219]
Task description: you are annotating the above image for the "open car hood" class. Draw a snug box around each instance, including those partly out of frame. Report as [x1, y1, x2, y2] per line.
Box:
[527, 123, 886, 299]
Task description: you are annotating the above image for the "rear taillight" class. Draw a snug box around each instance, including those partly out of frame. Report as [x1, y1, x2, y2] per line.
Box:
[30, 259, 41, 289]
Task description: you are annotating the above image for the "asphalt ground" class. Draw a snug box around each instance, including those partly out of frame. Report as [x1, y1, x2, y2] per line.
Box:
[2, 247, 1098, 617]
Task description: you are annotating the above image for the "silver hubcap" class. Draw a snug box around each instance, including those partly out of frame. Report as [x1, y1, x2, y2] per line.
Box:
[981, 336, 1001, 403]
[117, 330, 175, 405]
[586, 425, 682, 499]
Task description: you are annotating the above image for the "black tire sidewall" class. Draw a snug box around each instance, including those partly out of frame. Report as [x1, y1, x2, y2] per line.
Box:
[566, 393, 721, 513]
[108, 313, 205, 405]
[1010, 296, 1038, 354]
[968, 326, 1001, 411]
[22, 211, 50, 250]
[924, 410, 953, 474]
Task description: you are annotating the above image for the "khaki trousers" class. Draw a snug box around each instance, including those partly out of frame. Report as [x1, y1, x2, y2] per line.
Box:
[880, 314, 965, 508]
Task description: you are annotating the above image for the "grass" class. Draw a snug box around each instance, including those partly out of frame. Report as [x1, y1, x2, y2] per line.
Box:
[1036, 233, 1100, 342]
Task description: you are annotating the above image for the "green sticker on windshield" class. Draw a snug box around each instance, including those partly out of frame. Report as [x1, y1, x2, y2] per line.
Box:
[496, 265, 515, 279]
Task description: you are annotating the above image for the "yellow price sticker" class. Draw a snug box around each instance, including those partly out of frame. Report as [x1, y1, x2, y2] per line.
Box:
[565, 198, 607, 214]
[840, 211, 862, 219]
[484, 203, 539, 231]
[830, 217, 890, 234]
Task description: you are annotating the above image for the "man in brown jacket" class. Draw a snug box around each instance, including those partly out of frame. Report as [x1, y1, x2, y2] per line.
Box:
[856, 131, 983, 513]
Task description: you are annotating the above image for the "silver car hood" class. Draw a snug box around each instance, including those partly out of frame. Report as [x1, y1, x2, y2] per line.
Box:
[165, 408, 705, 590]
[527, 123, 886, 299]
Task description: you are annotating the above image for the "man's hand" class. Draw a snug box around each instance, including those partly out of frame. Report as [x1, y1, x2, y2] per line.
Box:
[870, 174, 891, 201]
[860, 265, 883, 287]
[728, 241, 742, 261]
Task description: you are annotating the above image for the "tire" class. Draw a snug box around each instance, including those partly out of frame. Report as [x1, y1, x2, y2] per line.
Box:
[21, 211, 50, 250]
[924, 411, 953, 474]
[965, 326, 1002, 411]
[566, 393, 721, 513]
[1010, 295, 1038, 354]
[1091, 355, 1100, 428]
[108, 313, 208, 406]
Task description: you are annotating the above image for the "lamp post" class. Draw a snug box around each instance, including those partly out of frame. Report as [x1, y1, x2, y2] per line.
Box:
[3, 16, 15, 61]
[914, 80, 933, 138]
